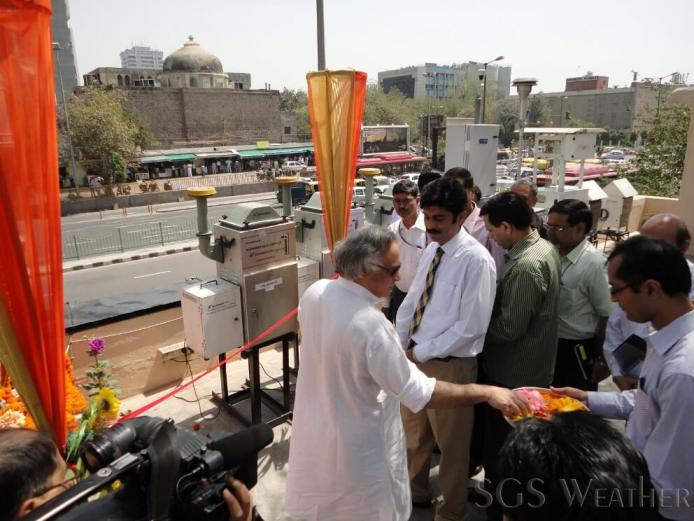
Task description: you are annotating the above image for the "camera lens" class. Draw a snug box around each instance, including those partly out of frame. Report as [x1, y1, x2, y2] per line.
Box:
[82, 423, 137, 472]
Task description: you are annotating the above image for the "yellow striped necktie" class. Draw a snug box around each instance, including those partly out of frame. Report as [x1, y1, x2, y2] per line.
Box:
[409, 246, 445, 337]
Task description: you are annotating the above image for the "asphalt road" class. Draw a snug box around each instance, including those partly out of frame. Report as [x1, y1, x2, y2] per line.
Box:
[64, 250, 217, 328]
[62, 191, 278, 233]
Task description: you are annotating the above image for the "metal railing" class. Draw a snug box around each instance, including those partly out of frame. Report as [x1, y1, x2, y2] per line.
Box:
[62, 218, 204, 260]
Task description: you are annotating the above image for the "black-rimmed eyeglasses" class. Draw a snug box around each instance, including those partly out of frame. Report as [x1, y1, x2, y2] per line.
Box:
[610, 284, 631, 296]
[374, 263, 401, 277]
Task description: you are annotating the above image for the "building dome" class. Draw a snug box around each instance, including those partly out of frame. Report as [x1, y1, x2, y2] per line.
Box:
[162, 36, 223, 73]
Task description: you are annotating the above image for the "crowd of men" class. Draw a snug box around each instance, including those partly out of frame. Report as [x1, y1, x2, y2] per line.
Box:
[2, 170, 693, 521]
[288, 169, 694, 521]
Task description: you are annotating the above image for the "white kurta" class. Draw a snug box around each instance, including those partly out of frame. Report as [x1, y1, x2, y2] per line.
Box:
[286, 278, 436, 521]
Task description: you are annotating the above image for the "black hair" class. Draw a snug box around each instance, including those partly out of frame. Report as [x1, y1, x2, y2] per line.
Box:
[0, 428, 61, 521]
[548, 199, 593, 233]
[498, 412, 661, 521]
[675, 221, 691, 249]
[392, 179, 419, 197]
[472, 185, 482, 203]
[608, 235, 691, 297]
[417, 171, 442, 192]
[420, 177, 468, 218]
[479, 191, 532, 229]
[444, 167, 475, 190]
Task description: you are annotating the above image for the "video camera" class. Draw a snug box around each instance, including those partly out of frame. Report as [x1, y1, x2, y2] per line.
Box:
[25, 416, 273, 521]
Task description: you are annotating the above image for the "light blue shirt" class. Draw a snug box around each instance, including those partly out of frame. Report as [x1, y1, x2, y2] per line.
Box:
[589, 310, 694, 520]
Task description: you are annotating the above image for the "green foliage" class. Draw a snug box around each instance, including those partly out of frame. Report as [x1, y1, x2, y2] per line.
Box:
[280, 88, 311, 135]
[631, 105, 690, 197]
[82, 359, 118, 396]
[69, 87, 152, 179]
[495, 98, 519, 147]
[527, 96, 551, 127]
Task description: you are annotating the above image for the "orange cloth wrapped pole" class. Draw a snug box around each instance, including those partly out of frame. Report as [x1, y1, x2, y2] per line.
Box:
[306, 70, 367, 251]
[0, 0, 67, 444]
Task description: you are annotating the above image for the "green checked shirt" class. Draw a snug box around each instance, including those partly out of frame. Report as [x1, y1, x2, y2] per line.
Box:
[482, 230, 561, 388]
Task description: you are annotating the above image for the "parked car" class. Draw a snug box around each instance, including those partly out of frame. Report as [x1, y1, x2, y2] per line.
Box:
[282, 160, 306, 174]
[399, 173, 420, 183]
[601, 149, 625, 160]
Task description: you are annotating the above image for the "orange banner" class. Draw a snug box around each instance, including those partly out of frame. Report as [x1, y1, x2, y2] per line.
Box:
[0, 0, 66, 444]
[306, 70, 367, 252]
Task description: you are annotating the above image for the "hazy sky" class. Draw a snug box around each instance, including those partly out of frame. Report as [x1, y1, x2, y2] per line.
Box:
[69, 0, 691, 94]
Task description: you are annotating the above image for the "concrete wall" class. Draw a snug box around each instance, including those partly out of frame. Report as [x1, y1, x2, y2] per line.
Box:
[124, 88, 282, 145]
[60, 181, 274, 216]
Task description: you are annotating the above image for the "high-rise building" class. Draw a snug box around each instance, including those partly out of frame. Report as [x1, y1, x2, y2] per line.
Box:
[50, 0, 79, 102]
[120, 46, 164, 70]
[378, 62, 512, 99]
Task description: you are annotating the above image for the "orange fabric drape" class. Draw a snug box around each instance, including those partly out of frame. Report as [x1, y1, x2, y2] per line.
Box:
[0, 0, 66, 444]
[306, 70, 367, 251]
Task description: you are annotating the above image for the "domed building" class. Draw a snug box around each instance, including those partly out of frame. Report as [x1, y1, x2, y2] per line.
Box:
[158, 36, 228, 88]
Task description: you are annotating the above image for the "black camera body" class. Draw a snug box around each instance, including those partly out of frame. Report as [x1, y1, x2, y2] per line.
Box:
[25, 417, 273, 521]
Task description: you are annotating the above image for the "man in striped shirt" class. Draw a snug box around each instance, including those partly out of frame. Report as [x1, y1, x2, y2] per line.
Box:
[478, 191, 561, 521]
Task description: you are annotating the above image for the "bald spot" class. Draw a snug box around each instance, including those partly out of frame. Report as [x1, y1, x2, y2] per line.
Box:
[640, 213, 689, 252]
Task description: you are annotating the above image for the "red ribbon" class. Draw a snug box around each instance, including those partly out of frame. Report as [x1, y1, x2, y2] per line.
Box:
[119, 306, 298, 421]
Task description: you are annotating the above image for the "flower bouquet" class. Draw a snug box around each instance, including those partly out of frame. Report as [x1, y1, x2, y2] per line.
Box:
[505, 387, 588, 424]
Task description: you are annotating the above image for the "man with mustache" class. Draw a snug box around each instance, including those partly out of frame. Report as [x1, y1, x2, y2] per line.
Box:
[478, 191, 561, 521]
[396, 177, 497, 521]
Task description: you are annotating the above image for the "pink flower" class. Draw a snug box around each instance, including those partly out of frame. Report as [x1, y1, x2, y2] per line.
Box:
[87, 337, 105, 356]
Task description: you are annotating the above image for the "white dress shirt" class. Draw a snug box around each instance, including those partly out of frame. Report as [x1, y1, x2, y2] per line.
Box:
[603, 260, 694, 376]
[389, 212, 427, 292]
[589, 310, 694, 520]
[287, 278, 436, 521]
[396, 227, 497, 362]
[464, 203, 506, 273]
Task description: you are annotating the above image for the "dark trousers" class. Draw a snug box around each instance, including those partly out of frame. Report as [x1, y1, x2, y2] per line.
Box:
[388, 286, 407, 323]
[475, 368, 513, 521]
[551, 337, 598, 391]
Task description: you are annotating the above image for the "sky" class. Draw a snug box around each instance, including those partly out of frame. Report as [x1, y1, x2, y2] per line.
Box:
[69, 0, 692, 94]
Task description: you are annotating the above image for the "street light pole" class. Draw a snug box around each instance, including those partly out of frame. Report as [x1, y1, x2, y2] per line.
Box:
[316, 0, 326, 70]
[423, 72, 434, 153]
[52, 42, 78, 181]
[481, 55, 503, 124]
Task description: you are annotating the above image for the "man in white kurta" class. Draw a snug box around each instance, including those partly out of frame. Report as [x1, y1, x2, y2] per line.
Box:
[286, 226, 529, 521]
[286, 276, 435, 521]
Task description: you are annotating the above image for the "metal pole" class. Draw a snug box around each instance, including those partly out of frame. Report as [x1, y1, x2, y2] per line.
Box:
[316, 0, 326, 70]
[53, 44, 78, 180]
[482, 64, 488, 124]
[656, 79, 662, 118]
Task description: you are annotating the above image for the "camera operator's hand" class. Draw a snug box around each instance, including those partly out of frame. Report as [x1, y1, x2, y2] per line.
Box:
[222, 477, 253, 521]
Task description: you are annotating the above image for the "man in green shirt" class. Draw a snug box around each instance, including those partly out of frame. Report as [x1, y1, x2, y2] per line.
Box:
[547, 199, 612, 391]
[478, 191, 561, 521]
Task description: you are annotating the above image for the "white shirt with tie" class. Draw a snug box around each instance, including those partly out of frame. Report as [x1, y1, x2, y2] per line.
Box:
[396, 227, 497, 362]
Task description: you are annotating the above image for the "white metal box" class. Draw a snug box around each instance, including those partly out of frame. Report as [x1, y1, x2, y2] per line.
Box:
[602, 179, 638, 230]
[181, 280, 244, 359]
[297, 256, 320, 300]
[536, 185, 590, 210]
[445, 122, 500, 197]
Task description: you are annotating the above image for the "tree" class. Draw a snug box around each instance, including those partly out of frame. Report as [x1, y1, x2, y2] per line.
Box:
[630, 105, 690, 197]
[68, 87, 153, 181]
[527, 96, 550, 126]
[495, 98, 519, 147]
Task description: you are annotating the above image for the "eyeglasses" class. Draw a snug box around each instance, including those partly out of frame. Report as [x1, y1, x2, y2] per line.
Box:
[373, 263, 401, 277]
[610, 284, 631, 296]
[35, 475, 79, 497]
[546, 223, 568, 232]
